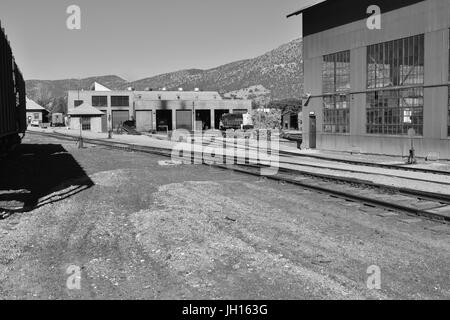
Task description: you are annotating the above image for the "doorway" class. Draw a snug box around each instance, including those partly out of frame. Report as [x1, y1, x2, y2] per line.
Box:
[214, 109, 229, 129]
[156, 110, 172, 131]
[309, 114, 316, 149]
[195, 110, 211, 131]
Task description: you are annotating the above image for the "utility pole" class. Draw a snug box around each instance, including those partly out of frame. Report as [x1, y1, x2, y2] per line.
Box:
[78, 116, 84, 148]
[192, 101, 196, 132]
[407, 127, 416, 164]
[108, 114, 112, 139]
[77, 78, 84, 148]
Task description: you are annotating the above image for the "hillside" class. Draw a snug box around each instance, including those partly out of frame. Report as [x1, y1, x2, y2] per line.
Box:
[129, 38, 303, 100]
[26, 75, 128, 102]
[25, 38, 303, 111]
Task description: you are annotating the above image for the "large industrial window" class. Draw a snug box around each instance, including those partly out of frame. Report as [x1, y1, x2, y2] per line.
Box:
[366, 88, 423, 135]
[323, 50, 350, 94]
[367, 34, 424, 89]
[111, 96, 129, 107]
[366, 34, 424, 135]
[92, 96, 107, 107]
[323, 94, 350, 133]
[322, 50, 350, 133]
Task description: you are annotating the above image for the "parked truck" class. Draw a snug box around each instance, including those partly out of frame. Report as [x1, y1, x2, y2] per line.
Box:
[219, 113, 254, 131]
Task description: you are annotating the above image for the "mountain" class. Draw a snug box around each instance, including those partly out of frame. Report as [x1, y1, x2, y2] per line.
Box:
[25, 38, 303, 111]
[26, 75, 128, 102]
[128, 38, 303, 101]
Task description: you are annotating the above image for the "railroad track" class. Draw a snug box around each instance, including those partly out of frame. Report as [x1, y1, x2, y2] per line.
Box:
[201, 137, 450, 177]
[198, 139, 450, 187]
[221, 164, 450, 223]
[28, 131, 450, 223]
[278, 147, 450, 176]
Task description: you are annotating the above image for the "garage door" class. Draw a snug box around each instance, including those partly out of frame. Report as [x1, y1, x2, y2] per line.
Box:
[136, 111, 153, 132]
[176, 110, 192, 131]
[112, 111, 129, 129]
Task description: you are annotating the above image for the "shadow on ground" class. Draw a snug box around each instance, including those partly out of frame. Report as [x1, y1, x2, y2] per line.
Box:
[0, 143, 94, 216]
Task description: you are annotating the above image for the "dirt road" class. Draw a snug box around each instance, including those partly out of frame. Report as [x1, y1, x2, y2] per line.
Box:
[0, 134, 448, 299]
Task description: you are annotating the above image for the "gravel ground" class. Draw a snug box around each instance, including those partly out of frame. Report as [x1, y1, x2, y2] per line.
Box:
[31, 128, 450, 195]
[0, 134, 449, 299]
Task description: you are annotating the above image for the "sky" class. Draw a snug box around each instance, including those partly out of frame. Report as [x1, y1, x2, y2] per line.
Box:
[0, 0, 319, 81]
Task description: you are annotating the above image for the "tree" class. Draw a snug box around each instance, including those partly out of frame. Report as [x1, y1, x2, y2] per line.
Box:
[267, 98, 302, 130]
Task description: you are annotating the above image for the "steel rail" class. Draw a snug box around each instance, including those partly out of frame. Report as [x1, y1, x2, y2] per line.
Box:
[28, 131, 450, 223]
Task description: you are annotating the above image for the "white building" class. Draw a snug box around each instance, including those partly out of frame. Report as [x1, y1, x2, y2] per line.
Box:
[26, 97, 48, 124]
[68, 103, 105, 133]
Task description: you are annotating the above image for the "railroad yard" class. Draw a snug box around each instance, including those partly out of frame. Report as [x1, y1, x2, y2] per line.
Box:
[0, 131, 449, 299]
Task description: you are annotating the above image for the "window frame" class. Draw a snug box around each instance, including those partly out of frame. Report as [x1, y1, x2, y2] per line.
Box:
[92, 95, 108, 107]
[81, 117, 91, 131]
[322, 50, 351, 134]
[366, 88, 424, 136]
[111, 96, 130, 107]
[366, 34, 425, 136]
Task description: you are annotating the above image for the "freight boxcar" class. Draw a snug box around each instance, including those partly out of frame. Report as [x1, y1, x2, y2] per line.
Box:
[0, 21, 26, 154]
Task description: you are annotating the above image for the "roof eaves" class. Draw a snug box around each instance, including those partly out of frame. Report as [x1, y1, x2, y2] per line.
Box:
[286, 0, 328, 18]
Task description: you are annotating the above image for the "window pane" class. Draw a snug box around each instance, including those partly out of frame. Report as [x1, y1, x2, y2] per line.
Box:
[322, 50, 351, 134]
[323, 94, 350, 134]
[367, 34, 424, 88]
[367, 88, 423, 135]
[366, 34, 424, 136]
[92, 96, 107, 107]
[111, 96, 129, 107]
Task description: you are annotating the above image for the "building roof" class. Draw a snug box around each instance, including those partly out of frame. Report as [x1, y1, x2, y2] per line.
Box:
[26, 97, 47, 111]
[287, 0, 426, 36]
[69, 87, 225, 101]
[68, 103, 105, 116]
[286, 0, 326, 18]
[92, 82, 112, 91]
[134, 91, 223, 101]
